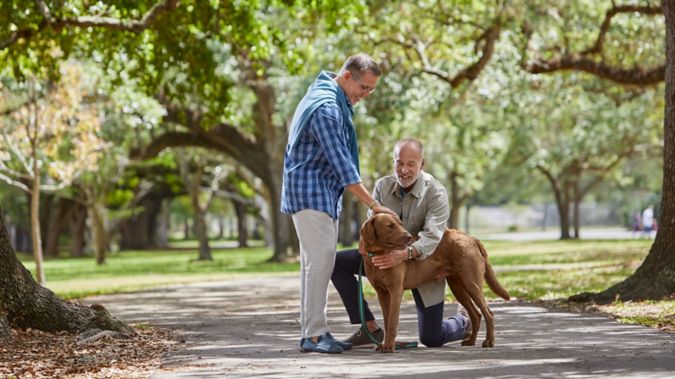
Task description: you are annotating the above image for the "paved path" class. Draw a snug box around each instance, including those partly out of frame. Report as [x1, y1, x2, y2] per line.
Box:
[87, 274, 675, 378]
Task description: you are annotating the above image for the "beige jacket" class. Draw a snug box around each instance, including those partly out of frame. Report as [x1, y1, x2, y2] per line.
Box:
[368, 171, 449, 307]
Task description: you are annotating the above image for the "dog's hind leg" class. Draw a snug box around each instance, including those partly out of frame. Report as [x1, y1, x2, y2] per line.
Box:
[448, 280, 480, 346]
[464, 282, 495, 347]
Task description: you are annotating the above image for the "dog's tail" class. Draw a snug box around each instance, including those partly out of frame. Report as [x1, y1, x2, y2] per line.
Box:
[475, 238, 511, 300]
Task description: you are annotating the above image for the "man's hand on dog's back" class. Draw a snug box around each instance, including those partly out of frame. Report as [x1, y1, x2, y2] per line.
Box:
[372, 249, 407, 270]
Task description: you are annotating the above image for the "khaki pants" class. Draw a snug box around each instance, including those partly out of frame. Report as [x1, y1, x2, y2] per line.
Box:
[292, 209, 339, 338]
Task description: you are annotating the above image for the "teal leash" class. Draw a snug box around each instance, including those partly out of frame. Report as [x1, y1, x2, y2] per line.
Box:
[358, 254, 418, 349]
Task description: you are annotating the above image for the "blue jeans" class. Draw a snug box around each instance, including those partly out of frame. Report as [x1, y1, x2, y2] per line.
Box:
[330, 248, 467, 347]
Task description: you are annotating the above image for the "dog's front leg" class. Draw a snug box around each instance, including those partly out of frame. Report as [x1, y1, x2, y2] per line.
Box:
[378, 285, 404, 353]
[374, 288, 390, 352]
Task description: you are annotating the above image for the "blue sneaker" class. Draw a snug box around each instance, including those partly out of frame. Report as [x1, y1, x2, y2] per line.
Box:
[300, 334, 343, 354]
[325, 332, 352, 351]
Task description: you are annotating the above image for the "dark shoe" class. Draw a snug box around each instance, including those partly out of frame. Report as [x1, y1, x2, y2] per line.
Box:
[325, 332, 352, 351]
[300, 334, 343, 354]
[345, 325, 384, 347]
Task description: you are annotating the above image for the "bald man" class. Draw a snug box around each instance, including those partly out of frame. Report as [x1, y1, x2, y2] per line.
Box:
[331, 138, 470, 348]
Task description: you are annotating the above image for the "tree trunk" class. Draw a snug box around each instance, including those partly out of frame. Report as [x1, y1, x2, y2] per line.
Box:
[193, 206, 212, 260]
[30, 176, 46, 284]
[155, 199, 171, 249]
[233, 199, 248, 248]
[182, 216, 189, 240]
[573, 196, 581, 239]
[118, 190, 165, 250]
[44, 197, 69, 257]
[88, 203, 108, 265]
[249, 78, 297, 261]
[571, 2, 675, 302]
[448, 173, 462, 228]
[266, 174, 296, 261]
[187, 165, 212, 261]
[0, 310, 10, 340]
[68, 202, 87, 258]
[555, 197, 572, 240]
[537, 166, 574, 239]
[464, 202, 472, 234]
[217, 216, 225, 239]
[0, 210, 133, 340]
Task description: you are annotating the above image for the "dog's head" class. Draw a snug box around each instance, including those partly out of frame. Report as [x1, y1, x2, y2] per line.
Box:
[360, 213, 413, 254]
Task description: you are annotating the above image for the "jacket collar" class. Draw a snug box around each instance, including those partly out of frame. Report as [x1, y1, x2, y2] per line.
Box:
[390, 171, 426, 199]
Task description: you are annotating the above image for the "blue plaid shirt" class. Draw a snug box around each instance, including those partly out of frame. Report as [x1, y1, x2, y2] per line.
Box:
[280, 103, 362, 219]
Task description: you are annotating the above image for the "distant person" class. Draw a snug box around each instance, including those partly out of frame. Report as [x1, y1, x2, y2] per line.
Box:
[641, 205, 654, 238]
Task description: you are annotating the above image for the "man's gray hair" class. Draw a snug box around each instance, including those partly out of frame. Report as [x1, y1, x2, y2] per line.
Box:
[394, 138, 424, 158]
[339, 53, 381, 78]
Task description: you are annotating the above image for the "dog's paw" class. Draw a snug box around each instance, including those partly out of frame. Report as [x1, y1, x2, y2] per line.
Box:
[482, 339, 494, 348]
[461, 339, 476, 346]
[376, 343, 396, 353]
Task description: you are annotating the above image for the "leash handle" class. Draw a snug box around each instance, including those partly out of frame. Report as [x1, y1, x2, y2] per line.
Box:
[357, 260, 418, 349]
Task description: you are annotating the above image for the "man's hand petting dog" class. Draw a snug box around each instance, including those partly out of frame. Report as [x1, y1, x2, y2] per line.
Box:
[371, 250, 407, 270]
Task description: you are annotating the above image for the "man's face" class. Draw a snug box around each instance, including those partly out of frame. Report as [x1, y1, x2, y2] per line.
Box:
[394, 144, 424, 189]
[345, 71, 378, 105]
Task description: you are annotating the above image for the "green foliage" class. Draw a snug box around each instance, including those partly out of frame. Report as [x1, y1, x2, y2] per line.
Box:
[521, 0, 665, 68]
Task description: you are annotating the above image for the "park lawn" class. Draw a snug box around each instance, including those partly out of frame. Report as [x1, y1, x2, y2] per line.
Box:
[18, 238, 671, 331]
[18, 246, 298, 300]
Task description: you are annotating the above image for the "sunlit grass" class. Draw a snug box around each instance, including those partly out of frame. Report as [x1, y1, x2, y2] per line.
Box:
[353, 239, 653, 304]
[19, 245, 299, 299]
[19, 238, 653, 304]
[19, 238, 669, 330]
[599, 300, 675, 331]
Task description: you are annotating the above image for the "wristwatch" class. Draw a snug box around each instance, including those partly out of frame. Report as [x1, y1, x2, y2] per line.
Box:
[407, 246, 414, 260]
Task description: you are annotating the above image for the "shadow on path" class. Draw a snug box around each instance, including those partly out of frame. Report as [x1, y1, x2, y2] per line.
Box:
[86, 274, 675, 378]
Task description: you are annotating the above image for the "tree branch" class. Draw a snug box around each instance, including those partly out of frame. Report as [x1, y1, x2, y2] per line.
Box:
[524, 3, 665, 85]
[406, 20, 502, 88]
[582, 4, 663, 55]
[0, 172, 30, 193]
[0, 0, 179, 50]
[526, 54, 665, 85]
[133, 131, 223, 160]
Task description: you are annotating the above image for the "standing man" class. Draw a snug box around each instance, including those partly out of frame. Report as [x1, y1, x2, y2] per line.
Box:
[281, 53, 396, 354]
[331, 138, 470, 348]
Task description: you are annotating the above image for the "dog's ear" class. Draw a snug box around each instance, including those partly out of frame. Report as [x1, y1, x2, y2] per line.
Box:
[360, 217, 378, 248]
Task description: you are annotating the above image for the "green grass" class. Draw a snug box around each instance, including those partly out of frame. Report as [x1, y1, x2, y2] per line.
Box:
[19, 238, 653, 303]
[357, 239, 653, 303]
[18, 237, 671, 331]
[19, 245, 300, 299]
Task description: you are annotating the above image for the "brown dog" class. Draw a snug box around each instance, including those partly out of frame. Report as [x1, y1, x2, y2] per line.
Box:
[360, 213, 510, 352]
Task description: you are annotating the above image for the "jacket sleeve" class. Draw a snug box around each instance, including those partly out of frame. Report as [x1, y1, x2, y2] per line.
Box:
[411, 186, 449, 260]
